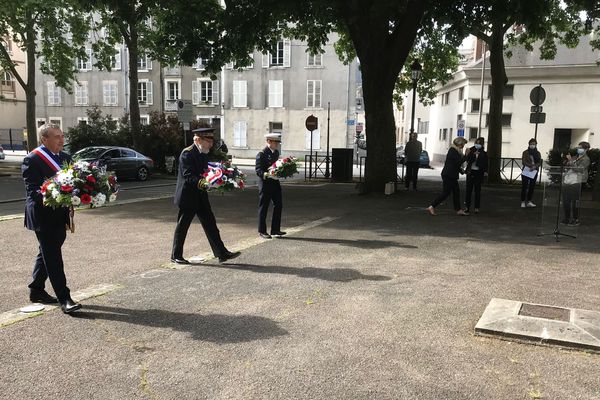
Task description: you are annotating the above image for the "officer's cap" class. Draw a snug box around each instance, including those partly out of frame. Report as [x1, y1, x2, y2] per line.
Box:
[192, 127, 215, 138]
[264, 133, 282, 142]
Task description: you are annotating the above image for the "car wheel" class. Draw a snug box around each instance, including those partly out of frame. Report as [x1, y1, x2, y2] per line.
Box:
[137, 166, 149, 181]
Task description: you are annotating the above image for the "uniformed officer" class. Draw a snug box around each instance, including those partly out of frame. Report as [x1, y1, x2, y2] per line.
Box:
[255, 133, 286, 239]
[171, 127, 241, 263]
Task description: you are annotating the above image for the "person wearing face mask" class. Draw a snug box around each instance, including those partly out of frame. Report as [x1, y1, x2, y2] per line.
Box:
[426, 137, 469, 216]
[255, 133, 286, 239]
[521, 138, 542, 208]
[171, 128, 241, 264]
[464, 137, 488, 214]
[561, 141, 591, 226]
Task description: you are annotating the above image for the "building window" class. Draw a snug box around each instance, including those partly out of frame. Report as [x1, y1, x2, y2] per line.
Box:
[112, 47, 122, 70]
[471, 99, 480, 112]
[268, 80, 283, 108]
[1, 71, 15, 92]
[232, 80, 247, 108]
[417, 121, 429, 134]
[76, 49, 93, 71]
[165, 80, 180, 110]
[47, 81, 61, 106]
[74, 81, 88, 106]
[138, 54, 152, 71]
[307, 52, 322, 67]
[140, 115, 150, 125]
[441, 92, 449, 106]
[271, 40, 285, 66]
[48, 117, 62, 129]
[442, 128, 447, 141]
[469, 127, 478, 139]
[102, 80, 118, 106]
[201, 81, 213, 103]
[192, 80, 219, 105]
[138, 80, 153, 105]
[263, 39, 290, 68]
[269, 122, 283, 134]
[306, 80, 322, 108]
[501, 113, 512, 127]
[233, 121, 247, 147]
[77, 117, 88, 126]
[458, 87, 464, 101]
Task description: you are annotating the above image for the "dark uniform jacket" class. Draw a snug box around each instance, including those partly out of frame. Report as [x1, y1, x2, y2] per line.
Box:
[174, 144, 209, 210]
[441, 147, 465, 180]
[255, 147, 281, 189]
[22, 147, 71, 231]
[465, 146, 488, 174]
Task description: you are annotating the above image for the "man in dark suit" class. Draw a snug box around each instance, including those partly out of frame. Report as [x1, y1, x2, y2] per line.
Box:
[255, 133, 286, 239]
[171, 128, 240, 264]
[22, 124, 81, 314]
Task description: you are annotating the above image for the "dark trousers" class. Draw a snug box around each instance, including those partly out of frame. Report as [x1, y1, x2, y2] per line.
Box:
[30, 228, 70, 302]
[258, 183, 282, 234]
[465, 171, 484, 209]
[562, 184, 581, 220]
[172, 195, 226, 259]
[432, 176, 461, 210]
[521, 175, 537, 201]
[405, 161, 420, 189]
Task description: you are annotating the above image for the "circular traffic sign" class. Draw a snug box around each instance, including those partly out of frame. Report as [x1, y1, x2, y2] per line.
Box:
[530, 86, 546, 106]
[305, 115, 318, 131]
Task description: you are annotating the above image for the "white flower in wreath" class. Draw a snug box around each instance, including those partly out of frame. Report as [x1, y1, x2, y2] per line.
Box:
[51, 189, 60, 198]
[109, 193, 117, 202]
[71, 196, 81, 206]
[92, 193, 106, 207]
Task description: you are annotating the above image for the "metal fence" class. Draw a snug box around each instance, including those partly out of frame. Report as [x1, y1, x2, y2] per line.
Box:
[358, 156, 405, 183]
[304, 152, 331, 180]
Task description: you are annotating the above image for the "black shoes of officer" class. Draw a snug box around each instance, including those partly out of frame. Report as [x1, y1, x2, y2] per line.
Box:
[29, 290, 58, 304]
[259, 232, 272, 239]
[171, 257, 190, 265]
[60, 298, 82, 314]
[271, 231, 287, 237]
[218, 250, 241, 263]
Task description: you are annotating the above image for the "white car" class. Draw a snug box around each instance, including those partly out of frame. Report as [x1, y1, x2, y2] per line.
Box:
[0, 145, 5, 160]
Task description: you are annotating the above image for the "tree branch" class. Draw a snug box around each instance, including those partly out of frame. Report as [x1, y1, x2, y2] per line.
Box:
[0, 41, 27, 89]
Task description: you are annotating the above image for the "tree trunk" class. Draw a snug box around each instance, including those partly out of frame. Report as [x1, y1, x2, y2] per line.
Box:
[25, 16, 37, 151]
[128, 26, 141, 148]
[486, 25, 507, 184]
[361, 62, 398, 192]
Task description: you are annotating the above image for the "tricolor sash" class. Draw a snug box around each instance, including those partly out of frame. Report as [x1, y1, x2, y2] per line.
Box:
[32, 146, 61, 173]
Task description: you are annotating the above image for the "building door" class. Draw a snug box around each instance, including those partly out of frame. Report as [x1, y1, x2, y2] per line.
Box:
[553, 129, 571, 151]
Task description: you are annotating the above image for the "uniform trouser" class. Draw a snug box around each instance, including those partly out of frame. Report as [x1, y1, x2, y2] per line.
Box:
[29, 228, 70, 302]
[258, 184, 282, 234]
[562, 184, 581, 221]
[521, 175, 537, 201]
[431, 176, 461, 211]
[405, 161, 420, 189]
[172, 195, 226, 259]
[465, 171, 484, 209]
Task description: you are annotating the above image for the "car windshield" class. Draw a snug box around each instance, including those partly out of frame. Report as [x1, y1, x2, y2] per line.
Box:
[74, 147, 109, 159]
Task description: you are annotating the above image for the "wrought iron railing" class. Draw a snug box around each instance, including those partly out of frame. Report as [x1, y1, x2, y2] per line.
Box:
[358, 156, 405, 183]
[304, 152, 331, 180]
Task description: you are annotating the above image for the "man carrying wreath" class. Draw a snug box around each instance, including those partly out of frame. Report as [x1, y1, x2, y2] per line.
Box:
[171, 128, 240, 264]
[21, 124, 81, 314]
[255, 133, 286, 239]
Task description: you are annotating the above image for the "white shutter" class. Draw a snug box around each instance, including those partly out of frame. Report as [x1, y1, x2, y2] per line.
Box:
[315, 80, 321, 108]
[246, 53, 254, 69]
[192, 80, 199, 105]
[113, 47, 121, 70]
[306, 80, 313, 108]
[268, 80, 283, 108]
[103, 81, 110, 105]
[212, 80, 220, 105]
[147, 59, 153, 70]
[233, 121, 247, 147]
[233, 80, 247, 108]
[262, 52, 269, 68]
[147, 81, 153, 105]
[283, 39, 291, 67]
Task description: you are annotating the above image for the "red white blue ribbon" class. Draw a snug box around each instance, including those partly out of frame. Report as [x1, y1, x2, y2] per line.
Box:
[32, 146, 60, 173]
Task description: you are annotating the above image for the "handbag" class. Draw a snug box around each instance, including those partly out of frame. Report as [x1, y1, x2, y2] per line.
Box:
[563, 169, 578, 185]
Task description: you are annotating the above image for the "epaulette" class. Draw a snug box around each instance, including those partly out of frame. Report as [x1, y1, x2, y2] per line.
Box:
[182, 145, 195, 152]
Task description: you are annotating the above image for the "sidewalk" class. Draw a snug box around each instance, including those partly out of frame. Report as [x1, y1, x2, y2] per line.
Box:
[0, 182, 599, 399]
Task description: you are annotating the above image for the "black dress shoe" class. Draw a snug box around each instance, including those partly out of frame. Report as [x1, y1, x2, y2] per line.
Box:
[218, 250, 241, 263]
[170, 257, 190, 265]
[259, 232, 272, 239]
[60, 299, 82, 314]
[271, 231, 287, 237]
[29, 290, 58, 304]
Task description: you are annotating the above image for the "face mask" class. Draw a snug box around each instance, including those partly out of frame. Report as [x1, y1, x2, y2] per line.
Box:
[474, 144, 482, 150]
[529, 144, 536, 150]
[577, 148, 585, 155]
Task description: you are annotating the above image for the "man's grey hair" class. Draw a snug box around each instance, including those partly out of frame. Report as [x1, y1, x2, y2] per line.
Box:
[38, 123, 60, 143]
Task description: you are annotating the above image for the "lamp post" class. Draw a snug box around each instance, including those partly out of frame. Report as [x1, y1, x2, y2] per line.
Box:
[409, 59, 422, 136]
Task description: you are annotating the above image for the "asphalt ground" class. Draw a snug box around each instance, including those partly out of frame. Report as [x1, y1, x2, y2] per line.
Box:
[0, 179, 599, 399]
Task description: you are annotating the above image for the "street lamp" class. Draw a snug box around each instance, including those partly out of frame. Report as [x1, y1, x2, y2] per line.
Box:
[409, 59, 422, 136]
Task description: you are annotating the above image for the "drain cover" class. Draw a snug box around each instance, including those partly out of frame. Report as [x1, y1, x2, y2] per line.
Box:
[518, 303, 570, 322]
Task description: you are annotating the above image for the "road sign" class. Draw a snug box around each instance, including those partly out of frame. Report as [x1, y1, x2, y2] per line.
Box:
[457, 119, 465, 130]
[530, 106, 543, 113]
[177, 99, 193, 123]
[305, 115, 318, 131]
[457, 129, 465, 137]
[530, 86, 546, 106]
[347, 119, 356, 126]
[530, 112, 546, 124]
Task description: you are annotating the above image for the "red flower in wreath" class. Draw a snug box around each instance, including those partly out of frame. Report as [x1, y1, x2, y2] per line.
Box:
[86, 175, 96, 184]
[80, 194, 92, 205]
[41, 181, 51, 194]
[60, 185, 73, 193]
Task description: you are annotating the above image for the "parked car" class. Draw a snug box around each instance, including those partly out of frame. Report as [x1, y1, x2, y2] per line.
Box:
[74, 146, 154, 181]
[397, 147, 430, 168]
[0, 145, 5, 160]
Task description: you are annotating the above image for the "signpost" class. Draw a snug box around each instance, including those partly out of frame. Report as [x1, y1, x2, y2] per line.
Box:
[177, 99, 193, 146]
[306, 115, 318, 179]
[529, 85, 546, 140]
[457, 119, 465, 137]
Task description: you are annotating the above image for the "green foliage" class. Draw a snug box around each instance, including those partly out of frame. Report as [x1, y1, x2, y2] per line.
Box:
[65, 106, 125, 152]
[138, 112, 184, 170]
